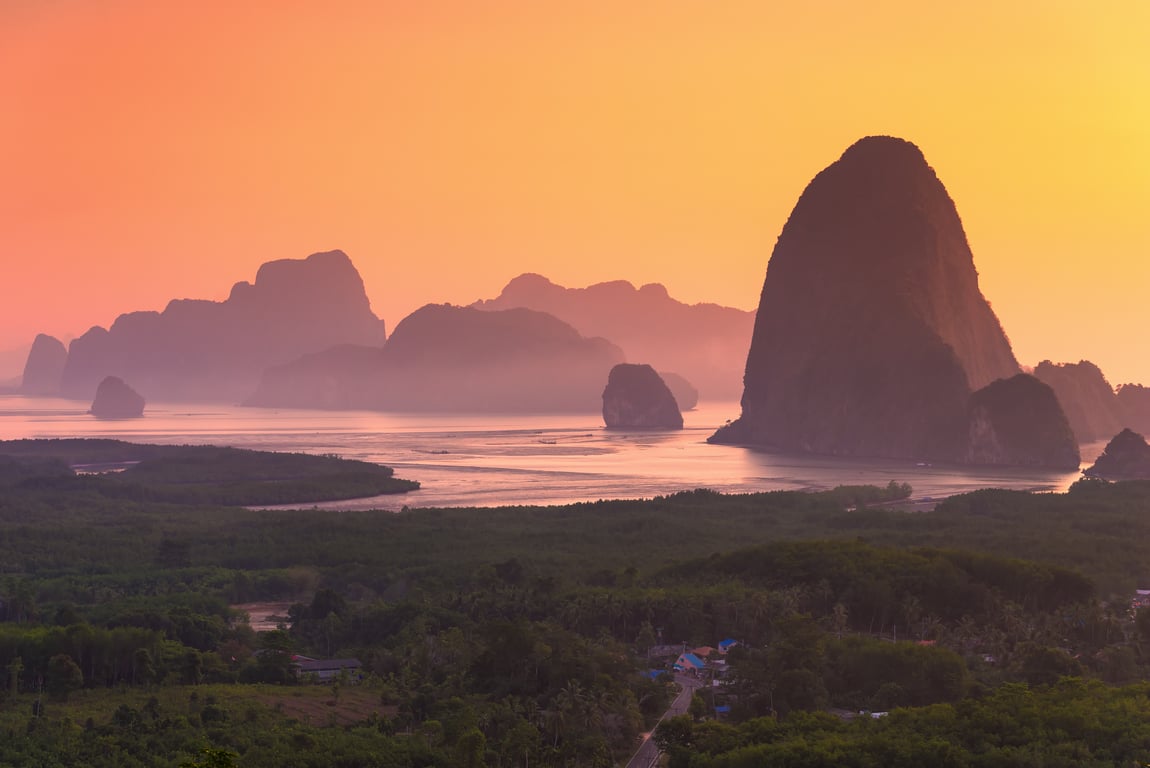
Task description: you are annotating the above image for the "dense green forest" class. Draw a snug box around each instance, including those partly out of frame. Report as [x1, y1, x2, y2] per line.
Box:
[3, 440, 1150, 766]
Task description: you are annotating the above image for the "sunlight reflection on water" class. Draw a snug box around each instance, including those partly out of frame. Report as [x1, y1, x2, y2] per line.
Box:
[0, 395, 1088, 510]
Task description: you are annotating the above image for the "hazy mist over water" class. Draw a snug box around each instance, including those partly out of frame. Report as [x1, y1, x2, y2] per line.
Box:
[0, 396, 1089, 510]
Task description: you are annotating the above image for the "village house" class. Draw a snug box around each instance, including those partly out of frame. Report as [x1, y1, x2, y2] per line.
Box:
[673, 652, 706, 675]
[293, 656, 363, 683]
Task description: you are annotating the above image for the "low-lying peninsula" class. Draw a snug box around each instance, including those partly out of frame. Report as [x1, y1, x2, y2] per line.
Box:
[0, 438, 418, 506]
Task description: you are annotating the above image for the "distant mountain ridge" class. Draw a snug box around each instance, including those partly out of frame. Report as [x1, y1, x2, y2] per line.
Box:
[1032, 360, 1126, 444]
[1027, 360, 1150, 448]
[54, 250, 385, 402]
[712, 136, 1077, 469]
[472, 273, 754, 398]
[248, 304, 623, 412]
[1117, 385, 1150, 435]
[14, 232, 1140, 443]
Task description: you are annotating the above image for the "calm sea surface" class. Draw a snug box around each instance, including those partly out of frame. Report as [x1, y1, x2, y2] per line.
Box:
[0, 395, 1091, 511]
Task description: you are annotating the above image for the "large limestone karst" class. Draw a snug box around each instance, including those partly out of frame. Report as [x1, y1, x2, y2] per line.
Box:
[473, 274, 753, 399]
[601, 363, 684, 429]
[248, 304, 624, 412]
[20, 334, 68, 395]
[58, 250, 385, 403]
[1032, 360, 1125, 444]
[712, 136, 1074, 468]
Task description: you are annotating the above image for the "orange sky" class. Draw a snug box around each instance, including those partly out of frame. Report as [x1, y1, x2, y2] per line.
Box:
[2, 1, 1148, 385]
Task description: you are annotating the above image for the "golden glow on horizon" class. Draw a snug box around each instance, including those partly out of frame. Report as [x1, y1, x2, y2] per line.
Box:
[2, 1, 1148, 383]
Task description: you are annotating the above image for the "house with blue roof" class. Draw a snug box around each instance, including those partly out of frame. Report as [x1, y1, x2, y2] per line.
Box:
[718, 638, 739, 654]
[673, 652, 706, 674]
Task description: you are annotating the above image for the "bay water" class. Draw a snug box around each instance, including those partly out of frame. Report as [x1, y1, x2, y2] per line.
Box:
[0, 395, 1088, 510]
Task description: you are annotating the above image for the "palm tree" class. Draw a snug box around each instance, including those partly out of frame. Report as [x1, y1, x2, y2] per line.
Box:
[748, 590, 772, 641]
[919, 614, 944, 642]
[815, 578, 834, 615]
[953, 615, 981, 653]
[552, 680, 585, 745]
[773, 585, 806, 618]
[900, 595, 922, 635]
[831, 603, 849, 640]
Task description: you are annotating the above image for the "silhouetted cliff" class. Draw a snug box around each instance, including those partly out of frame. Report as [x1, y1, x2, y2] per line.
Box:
[374, 305, 623, 412]
[659, 371, 698, 411]
[602, 364, 683, 429]
[474, 274, 753, 399]
[248, 305, 624, 412]
[1116, 385, 1150, 435]
[244, 345, 386, 410]
[59, 250, 385, 402]
[20, 334, 67, 395]
[1083, 428, 1150, 480]
[965, 375, 1079, 469]
[711, 136, 1073, 467]
[1032, 360, 1124, 444]
[90, 376, 145, 419]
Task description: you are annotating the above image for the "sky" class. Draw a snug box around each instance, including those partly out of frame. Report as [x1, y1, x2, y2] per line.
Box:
[2, 1, 1148, 384]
